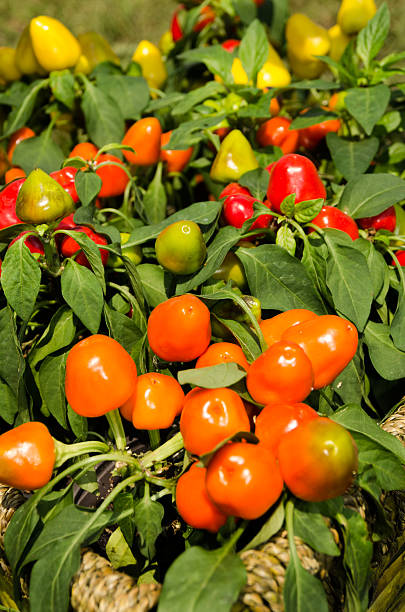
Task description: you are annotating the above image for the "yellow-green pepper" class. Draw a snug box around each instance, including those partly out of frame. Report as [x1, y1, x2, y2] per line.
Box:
[210, 130, 259, 183]
[76, 32, 120, 73]
[286, 14, 330, 80]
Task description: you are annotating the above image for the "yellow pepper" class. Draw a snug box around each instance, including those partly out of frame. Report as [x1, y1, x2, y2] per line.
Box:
[0, 47, 22, 82]
[257, 42, 291, 89]
[74, 54, 91, 75]
[210, 129, 259, 183]
[328, 24, 352, 62]
[286, 14, 330, 80]
[159, 30, 175, 56]
[15, 25, 45, 76]
[337, 0, 377, 35]
[76, 32, 120, 73]
[29, 16, 81, 72]
[132, 40, 167, 90]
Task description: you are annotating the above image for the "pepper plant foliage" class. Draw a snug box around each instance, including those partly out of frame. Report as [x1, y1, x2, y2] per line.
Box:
[0, 2, 405, 612]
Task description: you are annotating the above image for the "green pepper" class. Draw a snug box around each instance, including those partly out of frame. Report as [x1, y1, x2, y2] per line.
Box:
[210, 130, 259, 183]
[16, 168, 76, 225]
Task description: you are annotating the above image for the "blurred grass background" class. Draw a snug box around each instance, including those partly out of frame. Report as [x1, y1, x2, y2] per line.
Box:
[0, 0, 403, 64]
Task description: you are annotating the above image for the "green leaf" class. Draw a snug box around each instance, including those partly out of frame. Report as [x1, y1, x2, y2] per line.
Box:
[74, 171, 102, 206]
[29, 306, 76, 369]
[391, 284, 405, 351]
[12, 130, 65, 174]
[0, 379, 18, 424]
[239, 167, 269, 201]
[338, 173, 405, 218]
[289, 108, 338, 130]
[126, 201, 222, 246]
[136, 264, 172, 307]
[293, 506, 339, 556]
[322, 229, 373, 330]
[284, 549, 328, 612]
[326, 133, 379, 181]
[179, 46, 234, 84]
[59, 229, 106, 293]
[294, 199, 324, 224]
[355, 433, 405, 491]
[134, 494, 164, 560]
[332, 404, 405, 463]
[345, 85, 390, 135]
[280, 193, 296, 217]
[363, 320, 405, 381]
[38, 354, 68, 429]
[232, 0, 257, 25]
[1, 239, 41, 321]
[103, 304, 143, 363]
[4, 493, 41, 574]
[239, 20, 269, 82]
[0, 306, 25, 396]
[67, 406, 88, 441]
[178, 362, 247, 388]
[242, 499, 285, 552]
[352, 238, 386, 299]
[61, 260, 103, 334]
[356, 3, 390, 69]
[285, 79, 336, 90]
[276, 224, 296, 257]
[106, 527, 137, 569]
[331, 354, 363, 405]
[95, 74, 149, 120]
[340, 510, 373, 602]
[2, 79, 48, 138]
[176, 226, 243, 294]
[171, 81, 225, 117]
[158, 546, 246, 612]
[80, 77, 125, 148]
[212, 316, 261, 362]
[236, 244, 326, 313]
[165, 115, 227, 149]
[143, 163, 167, 225]
[49, 70, 75, 109]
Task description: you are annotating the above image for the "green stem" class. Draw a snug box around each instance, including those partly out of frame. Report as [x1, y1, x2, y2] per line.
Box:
[53, 438, 110, 468]
[42, 233, 61, 276]
[141, 431, 184, 468]
[148, 429, 161, 450]
[106, 409, 127, 451]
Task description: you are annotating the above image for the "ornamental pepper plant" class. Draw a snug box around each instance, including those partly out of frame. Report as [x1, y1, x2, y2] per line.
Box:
[0, 3, 405, 612]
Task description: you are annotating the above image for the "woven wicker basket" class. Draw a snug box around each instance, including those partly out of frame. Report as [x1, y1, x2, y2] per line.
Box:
[1, 405, 404, 612]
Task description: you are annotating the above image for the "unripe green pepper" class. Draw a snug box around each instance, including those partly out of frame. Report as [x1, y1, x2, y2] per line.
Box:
[109, 232, 143, 267]
[286, 14, 330, 80]
[16, 168, 76, 225]
[210, 130, 259, 183]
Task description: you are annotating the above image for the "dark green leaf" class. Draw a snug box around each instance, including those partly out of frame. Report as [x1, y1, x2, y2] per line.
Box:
[363, 320, 405, 381]
[166, 115, 227, 149]
[213, 316, 261, 361]
[179, 46, 234, 83]
[178, 362, 247, 388]
[61, 260, 103, 334]
[276, 224, 296, 257]
[340, 510, 373, 601]
[290, 108, 338, 129]
[59, 229, 106, 293]
[331, 354, 363, 405]
[239, 20, 269, 82]
[67, 406, 88, 441]
[38, 354, 68, 429]
[242, 499, 285, 552]
[29, 306, 76, 369]
[74, 171, 102, 206]
[81, 77, 125, 147]
[280, 194, 296, 217]
[4, 493, 41, 574]
[12, 130, 65, 174]
[285, 80, 336, 90]
[322, 229, 373, 330]
[232, 0, 257, 25]
[345, 85, 390, 135]
[391, 284, 405, 351]
[339, 173, 405, 219]
[176, 226, 243, 294]
[103, 304, 143, 363]
[143, 163, 167, 225]
[0, 306, 25, 396]
[126, 201, 222, 246]
[95, 75, 149, 120]
[293, 506, 339, 556]
[1, 239, 41, 321]
[158, 546, 246, 612]
[284, 550, 328, 612]
[352, 238, 386, 299]
[239, 167, 269, 201]
[332, 404, 405, 463]
[236, 244, 326, 313]
[134, 495, 164, 560]
[136, 264, 172, 307]
[2, 79, 48, 138]
[49, 70, 75, 109]
[326, 133, 379, 181]
[0, 379, 18, 424]
[356, 3, 390, 69]
[355, 433, 405, 491]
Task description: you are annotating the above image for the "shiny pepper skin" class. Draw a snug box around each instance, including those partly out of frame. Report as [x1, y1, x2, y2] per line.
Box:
[59, 225, 109, 268]
[286, 14, 330, 80]
[50, 166, 80, 203]
[132, 40, 167, 90]
[210, 130, 259, 183]
[0, 422, 55, 490]
[298, 116, 341, 151]
[160, 131, 193, 173]
[337, 0, 377, 35]
[0, 178, 24, 229]
[266, 154, 326, 214]
[16, 168, 76, 225]
[311, 205, 359, 240]
[256, 117, 299, 154]
[28, 16, 81, 72]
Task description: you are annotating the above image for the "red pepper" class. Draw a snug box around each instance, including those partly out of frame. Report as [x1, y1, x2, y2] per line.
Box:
[221, 39, 241, 53]
[358, 206, 396, 233]
[0, 178, 24, 229]
[266, 153, 326, 214]
[193, 5, 216, 32]
[310, 205, 359, 240]
[9, 230, 45, 255]
[50, 166, 79, 204]
[170, 4, 184, 42]
[391, 251, 405, 267]
[59, 225, 109, 267]
[256, 117, 299, 154]
[220, 184, 272, 236]
[298, 117, 341, 151]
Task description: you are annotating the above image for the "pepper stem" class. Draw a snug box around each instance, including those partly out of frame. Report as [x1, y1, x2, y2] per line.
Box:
[53, 438, 110, 468]
[106, 408, 127, 451]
